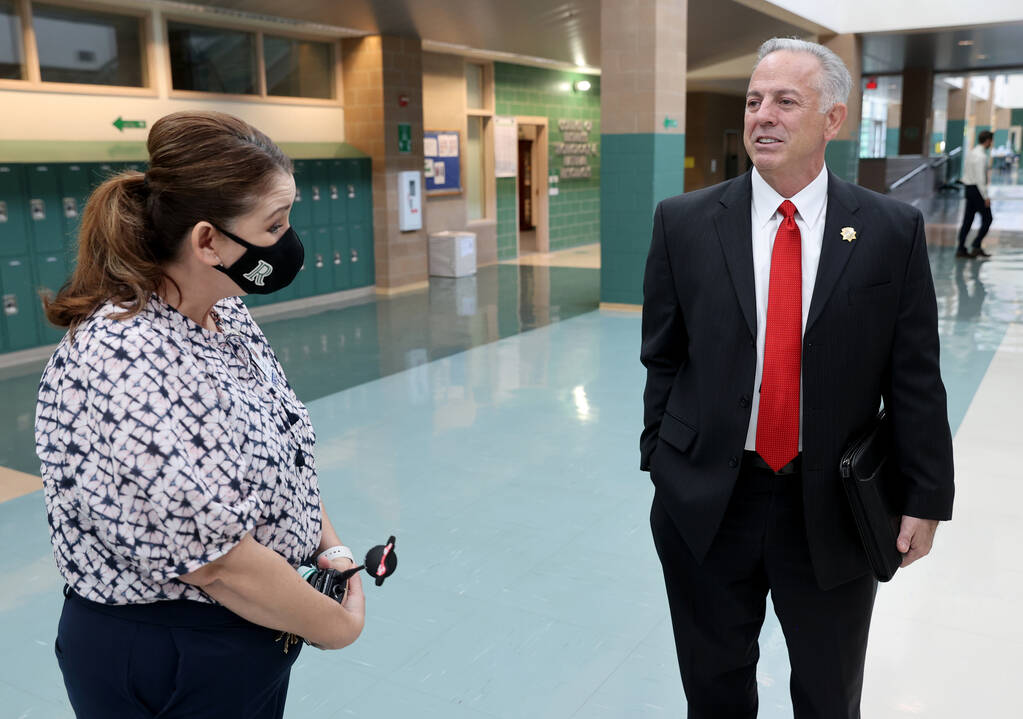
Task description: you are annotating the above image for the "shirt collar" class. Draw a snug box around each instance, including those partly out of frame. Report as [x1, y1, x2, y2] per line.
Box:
[751, 164, 829, 230]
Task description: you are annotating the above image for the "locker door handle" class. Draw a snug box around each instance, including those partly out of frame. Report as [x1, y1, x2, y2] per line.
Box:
[312, 186, 321, 201]
[315, 254, 324, 269]
[333, 252, 341, 265]
[295, 187, 303, 203]
[0, 201, 7, 223]
[3, 294, 17, 316]
[63, 197, 78, 219]
[330, 185, 339, 200]
[30, 199, 45, 221]
[350, 249, 359, 263]
[347, 184, 355, 198]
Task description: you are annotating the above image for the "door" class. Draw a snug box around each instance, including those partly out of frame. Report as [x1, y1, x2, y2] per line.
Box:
[518, 139, 534, 231]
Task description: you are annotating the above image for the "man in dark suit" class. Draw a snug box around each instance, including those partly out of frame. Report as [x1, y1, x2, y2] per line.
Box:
[641, 38, 954, 718]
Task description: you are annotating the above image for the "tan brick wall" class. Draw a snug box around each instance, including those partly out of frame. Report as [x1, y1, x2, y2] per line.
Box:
[823, 34, 862, 143]
[343, 35, 428, 290]
[600, 0, 687, 135]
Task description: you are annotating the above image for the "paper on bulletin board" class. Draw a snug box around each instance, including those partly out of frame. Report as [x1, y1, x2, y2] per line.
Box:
[433, 160, 446, 185]
[495, 116, 518, 177]
[424, 136, 439, 157]
[438, 133, 459, 157]
[425, 158, 435, 178]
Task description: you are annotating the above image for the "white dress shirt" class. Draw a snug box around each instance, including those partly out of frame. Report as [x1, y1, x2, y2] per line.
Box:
[960, 144, 990, 200]
[744, 165, 829, 452]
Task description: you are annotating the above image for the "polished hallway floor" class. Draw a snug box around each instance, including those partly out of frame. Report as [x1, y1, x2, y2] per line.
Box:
[1, 210, 1022, 717]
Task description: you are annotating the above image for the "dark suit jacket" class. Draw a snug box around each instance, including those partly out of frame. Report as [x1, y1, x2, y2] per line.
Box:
[641, 170, 955, 590]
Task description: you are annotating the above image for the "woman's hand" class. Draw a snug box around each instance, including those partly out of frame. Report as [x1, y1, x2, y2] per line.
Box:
[317, 553, 365, 634]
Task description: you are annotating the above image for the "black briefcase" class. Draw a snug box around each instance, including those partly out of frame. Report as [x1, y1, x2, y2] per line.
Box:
[839, 410, 904, 582]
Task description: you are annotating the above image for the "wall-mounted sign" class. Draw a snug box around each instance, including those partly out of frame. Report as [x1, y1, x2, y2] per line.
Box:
[495, 117, 517, 178]
[664, 116, 679, 129]
[398, 123, 412, 154]
[555, 118, 597, 179]
[112, 116, 145, 132]
[399, 93, 409, 107]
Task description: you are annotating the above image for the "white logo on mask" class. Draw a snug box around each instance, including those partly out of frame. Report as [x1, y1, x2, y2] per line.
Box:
[243, 260, 274, 286]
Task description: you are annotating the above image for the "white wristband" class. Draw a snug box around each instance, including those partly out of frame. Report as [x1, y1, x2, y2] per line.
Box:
[318, 545, 354, 563]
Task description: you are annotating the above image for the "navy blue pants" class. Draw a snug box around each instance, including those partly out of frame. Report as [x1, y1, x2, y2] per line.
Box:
[56, 588, 301, 718]
[957, 184, 993, 251]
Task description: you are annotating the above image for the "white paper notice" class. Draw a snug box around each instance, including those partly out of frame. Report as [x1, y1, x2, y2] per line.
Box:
[434, 160, 446, 185]
[494, 117, 517, 178]
[424, 137, 439, 157]
[424, 158, 435, 178]
[438, 134, 458, 157]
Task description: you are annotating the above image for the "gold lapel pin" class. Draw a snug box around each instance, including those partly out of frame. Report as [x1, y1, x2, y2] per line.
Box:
[841, 226, 856, 242]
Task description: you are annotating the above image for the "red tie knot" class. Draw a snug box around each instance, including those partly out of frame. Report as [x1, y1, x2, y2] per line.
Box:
[778, 200, 797, 220]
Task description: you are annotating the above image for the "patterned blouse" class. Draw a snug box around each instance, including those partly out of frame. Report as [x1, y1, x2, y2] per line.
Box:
[35, 294, 322, 605]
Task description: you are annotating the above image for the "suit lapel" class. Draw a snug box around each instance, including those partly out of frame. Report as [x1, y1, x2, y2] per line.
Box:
[714, 172, 756, 339]
[806, 172, 861, 333]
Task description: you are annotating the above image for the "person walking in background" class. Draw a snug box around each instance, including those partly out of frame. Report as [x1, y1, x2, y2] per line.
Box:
[957, 130, 994, 259]
[36, 111, 365, 719]
[641, 38, 954, 718]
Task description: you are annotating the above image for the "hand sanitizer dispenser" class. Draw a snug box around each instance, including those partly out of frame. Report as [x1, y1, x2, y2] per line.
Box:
[398, 171, 422, 231]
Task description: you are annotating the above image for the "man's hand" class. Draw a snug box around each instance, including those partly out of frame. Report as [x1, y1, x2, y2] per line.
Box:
[896, 516, 939, 568]
[985, 197, 991, 208]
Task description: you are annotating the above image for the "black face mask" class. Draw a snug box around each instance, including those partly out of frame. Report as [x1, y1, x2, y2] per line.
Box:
[211, 223, 304, 295]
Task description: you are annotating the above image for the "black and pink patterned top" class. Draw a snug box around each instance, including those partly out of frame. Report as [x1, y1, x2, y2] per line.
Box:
[35, 294, 322, 605]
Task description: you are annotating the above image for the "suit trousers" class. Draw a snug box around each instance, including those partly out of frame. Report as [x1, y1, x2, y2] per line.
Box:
[957, 184, 993, 251]
[56, 587, 301, 718]
[650, 461, 877, 719]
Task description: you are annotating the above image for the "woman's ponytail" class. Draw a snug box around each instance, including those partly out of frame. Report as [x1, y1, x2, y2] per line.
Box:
[43, 172, 163, 330]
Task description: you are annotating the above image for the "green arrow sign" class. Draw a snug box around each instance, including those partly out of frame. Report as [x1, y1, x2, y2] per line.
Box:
[113, 116, 146, 132]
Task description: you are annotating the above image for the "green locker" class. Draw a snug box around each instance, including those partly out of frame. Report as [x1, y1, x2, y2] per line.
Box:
[347, 159, 375, 288]
[328, 160, 348, 226]
[293, 226, 316, 299]
[25, 164, 64, 253]
[35, 252, 69, 344]
[242, 293, 264, 310]
[0, 165, 30, 257]
[312, 226, 333, 296]
[331, 224, 351, 292]
[346, 159, 372, 225]
[290, 160, 312, 229]
[89, 163, 120, 196]
[0, 256, 41, 351]
[309, 160, 330, 227]
[58, 163, 91, 261]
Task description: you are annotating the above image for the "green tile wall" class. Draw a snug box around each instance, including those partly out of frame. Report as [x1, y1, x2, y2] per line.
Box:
[494, 63, 601, 257]
[824, 139, 859, 183]
[946, 120, 966, 153]
[600, 133, 685, 306]
[497, 177, 517, 260]
[885, 128, 900, 157]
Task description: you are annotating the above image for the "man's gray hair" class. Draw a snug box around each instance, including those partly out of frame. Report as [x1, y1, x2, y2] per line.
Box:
[754, 38, 852, 113]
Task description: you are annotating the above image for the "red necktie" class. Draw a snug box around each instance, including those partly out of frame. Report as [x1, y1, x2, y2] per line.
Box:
[755, 200, 801, 472]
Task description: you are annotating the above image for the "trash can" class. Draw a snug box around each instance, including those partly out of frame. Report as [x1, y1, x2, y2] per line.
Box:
[428, 231, 477, 278]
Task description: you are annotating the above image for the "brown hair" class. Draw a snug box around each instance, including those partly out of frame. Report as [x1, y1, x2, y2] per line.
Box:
[43, 110, 293, 330]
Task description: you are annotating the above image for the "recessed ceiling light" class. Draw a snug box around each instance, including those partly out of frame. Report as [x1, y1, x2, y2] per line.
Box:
[977, 54, 989, 60]
[958, 40, 974, 46]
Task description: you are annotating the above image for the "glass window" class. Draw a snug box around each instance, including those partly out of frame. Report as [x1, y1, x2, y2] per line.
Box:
[466, 116, 485, 220]
[33, 3, 143, 86]
[466, 62, 484, 110]
[264, 35, 332, 99]
[0, 0, 23, 80]
[168, 21, 256, 94]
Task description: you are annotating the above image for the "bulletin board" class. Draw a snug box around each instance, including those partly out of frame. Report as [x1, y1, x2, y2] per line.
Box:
[424, 130, 461, 195]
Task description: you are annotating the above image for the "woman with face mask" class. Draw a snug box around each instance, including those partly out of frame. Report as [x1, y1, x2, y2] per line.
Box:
[35, 111, 364, 718]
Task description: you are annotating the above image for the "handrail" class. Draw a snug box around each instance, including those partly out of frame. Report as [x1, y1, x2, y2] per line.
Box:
[887, 146, 963, 192]
[888, 162, 929, 192]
